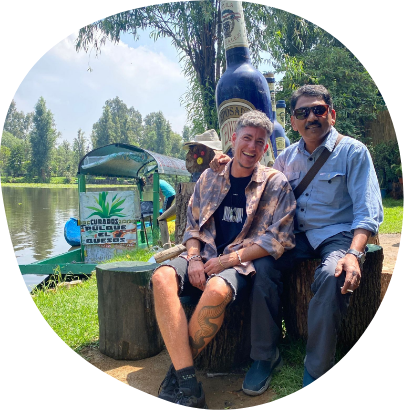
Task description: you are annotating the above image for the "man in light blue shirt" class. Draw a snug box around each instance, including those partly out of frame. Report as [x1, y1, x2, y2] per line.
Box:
[212, 84, 383, 394]
[244, 84, 383, 394]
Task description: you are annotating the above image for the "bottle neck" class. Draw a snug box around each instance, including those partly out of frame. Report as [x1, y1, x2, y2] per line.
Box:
[221, 1, 250, 67]
[225, 46, 251, 66]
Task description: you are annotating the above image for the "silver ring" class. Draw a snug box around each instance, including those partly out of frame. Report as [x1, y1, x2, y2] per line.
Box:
[347, 289, 354, 293]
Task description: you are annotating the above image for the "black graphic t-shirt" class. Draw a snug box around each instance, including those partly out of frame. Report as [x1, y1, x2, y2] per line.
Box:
[214, 171, 252, 255]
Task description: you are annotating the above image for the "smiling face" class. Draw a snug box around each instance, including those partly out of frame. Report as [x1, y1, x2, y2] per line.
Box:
[290, 95, 336, 152]
[231, 126, 268, 177]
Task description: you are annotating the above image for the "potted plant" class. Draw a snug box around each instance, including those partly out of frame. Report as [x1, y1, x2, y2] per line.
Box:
[371, 142, 401, 197]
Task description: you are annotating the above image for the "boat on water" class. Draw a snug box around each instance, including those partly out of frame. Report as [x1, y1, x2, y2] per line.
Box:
[19, 143, 190, 282]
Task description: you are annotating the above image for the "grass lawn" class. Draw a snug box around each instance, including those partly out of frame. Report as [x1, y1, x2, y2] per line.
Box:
[32, 247, 154, 352]
[380, 197, 403, 234]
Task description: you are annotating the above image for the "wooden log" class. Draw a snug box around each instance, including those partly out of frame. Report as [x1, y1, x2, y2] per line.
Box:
[154, 244, 186, 264]
[158, 203, 176, 221]
[159, 219, 171, 249]
[175, 182, 196, 244]
[96, 261, 164, 360]
[282, 245, 384, 352]
[181, 296, 251, 372]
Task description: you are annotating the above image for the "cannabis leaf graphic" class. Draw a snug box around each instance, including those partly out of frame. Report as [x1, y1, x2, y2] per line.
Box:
[86, 192, 127, 218]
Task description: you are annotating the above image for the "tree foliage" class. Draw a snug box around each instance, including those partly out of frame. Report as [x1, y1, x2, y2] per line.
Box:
[75, 2, 339, 133]
[8, 140, 25, 176]
[4, 100, 33, 142]
[73, 128, 89, 166]
[0, 144, 11, 175]
[276, 45, 386, 142]
[91, 97, 142, 148]
[30, 97, 59, 181]
[369, 141, 401, 187]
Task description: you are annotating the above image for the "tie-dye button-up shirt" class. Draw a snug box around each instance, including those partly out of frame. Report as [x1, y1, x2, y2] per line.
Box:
[182, 159, 296, 275]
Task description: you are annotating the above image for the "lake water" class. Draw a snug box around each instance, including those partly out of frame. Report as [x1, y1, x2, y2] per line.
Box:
[1, 185, 141, 291]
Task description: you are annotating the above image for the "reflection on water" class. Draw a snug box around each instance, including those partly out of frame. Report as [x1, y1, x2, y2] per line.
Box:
[1, 186, 135, 291]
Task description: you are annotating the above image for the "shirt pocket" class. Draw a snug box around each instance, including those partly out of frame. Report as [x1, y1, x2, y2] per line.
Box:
[283, 171, 301, 190]
[314, 171, 347, 205]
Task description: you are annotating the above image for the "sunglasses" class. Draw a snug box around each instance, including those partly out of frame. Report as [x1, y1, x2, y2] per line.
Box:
[293, 104, 330, 120]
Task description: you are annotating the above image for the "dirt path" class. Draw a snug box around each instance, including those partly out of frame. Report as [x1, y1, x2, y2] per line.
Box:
[80, 233, 400, 409]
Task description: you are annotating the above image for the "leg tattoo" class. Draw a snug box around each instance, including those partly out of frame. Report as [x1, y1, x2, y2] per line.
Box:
[189, 286, 233, 358]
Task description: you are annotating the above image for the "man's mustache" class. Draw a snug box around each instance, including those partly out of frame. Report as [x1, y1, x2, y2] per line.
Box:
[305, 121, 321, 129]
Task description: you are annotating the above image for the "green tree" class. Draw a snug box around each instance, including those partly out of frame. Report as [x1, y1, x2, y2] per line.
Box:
[1, 130, 20, 149]
[52, 140, 74, 177]
[76, 2, 336, 132]
[276, 45, 385, 142]
[182, 125, 192, 143]
[0, 145, 11, 175]
[1, 130, 29, 176]
[8, 140, 25, 176]
[170, 131, 186, 160]
[73, 128, 88, 167]
[91, 97, 142, 148]
[30, 97, 59, 181]
[4, 100, 33, 142]
[141, 111, 172, 155]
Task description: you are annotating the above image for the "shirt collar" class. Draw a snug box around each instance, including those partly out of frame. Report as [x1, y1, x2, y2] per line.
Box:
[219, 158, 265, 183]
[298, 126, 338, 153]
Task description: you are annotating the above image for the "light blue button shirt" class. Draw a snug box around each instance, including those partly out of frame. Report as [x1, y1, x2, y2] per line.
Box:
[274, 126, 383, 249]
[159, 180, 176, 198]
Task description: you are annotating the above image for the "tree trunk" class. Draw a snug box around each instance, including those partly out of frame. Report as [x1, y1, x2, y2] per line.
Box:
[282, 245, 384, 353]
[181, 296, 251, 372]
[96, 261, 164, 360]
[175, 182, 196, 244]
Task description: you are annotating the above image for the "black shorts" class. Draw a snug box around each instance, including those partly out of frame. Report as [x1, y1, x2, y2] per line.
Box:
[154, 256, 251, 306]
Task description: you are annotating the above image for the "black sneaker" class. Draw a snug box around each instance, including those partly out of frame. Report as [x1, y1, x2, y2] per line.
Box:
[158, 364, 179, 402]
[174, 382, 208, 408]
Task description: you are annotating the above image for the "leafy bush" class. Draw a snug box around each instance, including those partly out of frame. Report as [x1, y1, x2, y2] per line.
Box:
[369, 141, 401, 187]
[277, 45, 386, 144]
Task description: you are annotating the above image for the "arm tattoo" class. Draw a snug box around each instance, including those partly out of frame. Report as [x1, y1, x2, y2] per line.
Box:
[189, 287, 233, 358]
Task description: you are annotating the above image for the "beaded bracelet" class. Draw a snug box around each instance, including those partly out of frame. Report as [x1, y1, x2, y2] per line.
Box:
[235, 250, 242, 265]
[188, 254, 202, 262]
[218, 254, 226, 268]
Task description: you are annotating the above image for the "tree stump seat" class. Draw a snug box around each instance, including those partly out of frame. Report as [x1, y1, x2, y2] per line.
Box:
[96, 261, 164, 360]
[282, 244, 384, 353]
[180, 245, 384, 371]
[181, 294, 251, 372]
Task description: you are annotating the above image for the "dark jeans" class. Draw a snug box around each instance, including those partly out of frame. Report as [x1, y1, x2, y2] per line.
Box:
[250, 231, 353, 379]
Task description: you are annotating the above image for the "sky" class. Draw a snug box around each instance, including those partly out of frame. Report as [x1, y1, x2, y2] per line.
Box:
[10, 19, 276, 147]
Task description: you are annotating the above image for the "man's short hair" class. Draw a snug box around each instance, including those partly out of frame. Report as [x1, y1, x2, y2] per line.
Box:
[290, 85, 333, 112]
[235, 110, 273, 139]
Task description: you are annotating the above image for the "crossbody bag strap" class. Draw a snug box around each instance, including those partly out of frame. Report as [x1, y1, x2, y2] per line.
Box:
[293, 133, 344, 200]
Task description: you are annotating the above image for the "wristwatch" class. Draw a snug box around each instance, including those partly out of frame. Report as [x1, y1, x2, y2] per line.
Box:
[346, 248, 366, 265]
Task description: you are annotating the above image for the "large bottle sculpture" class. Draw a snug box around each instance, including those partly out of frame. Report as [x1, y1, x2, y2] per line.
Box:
[215, 0, 276, 164]
[264, 73, 289, 157]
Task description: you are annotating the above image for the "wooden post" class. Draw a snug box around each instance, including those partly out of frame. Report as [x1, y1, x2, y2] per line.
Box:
[96, 261, 164, 360]
[77, 173, 86, 262]
[152, 172, 160, 245]
[158, 204, 176, 250]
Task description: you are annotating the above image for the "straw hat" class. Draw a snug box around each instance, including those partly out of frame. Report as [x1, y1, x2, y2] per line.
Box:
[182, 129, 222, 151]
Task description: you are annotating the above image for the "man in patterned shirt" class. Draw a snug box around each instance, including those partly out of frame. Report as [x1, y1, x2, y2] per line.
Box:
[151, 110, 296, 408]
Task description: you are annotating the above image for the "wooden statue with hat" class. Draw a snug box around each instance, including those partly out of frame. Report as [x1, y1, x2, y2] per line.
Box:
[182, 129, 222, 181]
